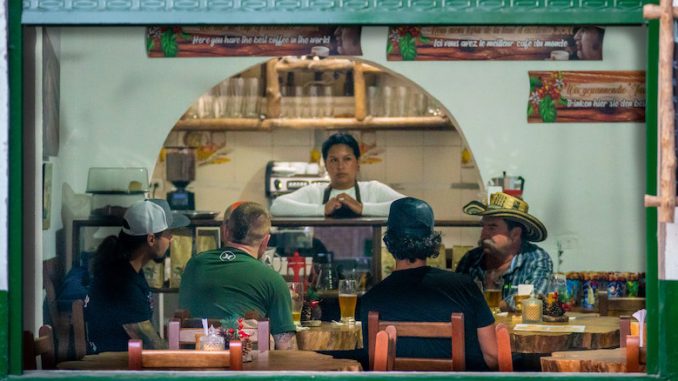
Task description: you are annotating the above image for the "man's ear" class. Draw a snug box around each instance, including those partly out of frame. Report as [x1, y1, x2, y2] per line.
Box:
[509, 226, 522, 241]
[221, 224, 229, 244]
[258, 234, 271, 258]
[147, 234, 156, 247]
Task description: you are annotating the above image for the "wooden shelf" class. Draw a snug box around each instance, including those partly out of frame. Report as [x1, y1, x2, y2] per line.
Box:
[174, 116, 452, 131]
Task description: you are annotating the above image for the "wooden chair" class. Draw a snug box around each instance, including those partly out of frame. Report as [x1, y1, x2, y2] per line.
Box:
[71, 299, 87, 359]
[598, 292, 646, 317]
[625, 335, 642, 372]
[23, 325, 56, 370]
[128, 339, 243, 370]
[368, 311, 465, 371]
[495, 323, 513, 372]
[373, 325, 397, 371]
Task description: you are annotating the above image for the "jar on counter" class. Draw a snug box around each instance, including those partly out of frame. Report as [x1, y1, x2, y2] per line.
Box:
[581, 272, 598, 310]
[522, 293, 543, 323]
[627, 272, 640, 297]
[565, 272, 581, 307]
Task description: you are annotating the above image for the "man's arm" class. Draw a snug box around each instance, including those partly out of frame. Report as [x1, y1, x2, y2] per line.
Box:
[477, 324, 498, 370]
[273, 332, 298, 350]
[270, 184, 325, 216]
[359, 181, 405, 216]
[529, 250, 554, 297]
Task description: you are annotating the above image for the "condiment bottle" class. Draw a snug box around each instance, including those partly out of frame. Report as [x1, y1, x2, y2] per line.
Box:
[521, 292, 543, 323]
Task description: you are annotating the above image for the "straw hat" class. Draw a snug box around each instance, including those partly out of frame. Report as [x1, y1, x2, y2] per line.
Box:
[463, 192, 547, 242]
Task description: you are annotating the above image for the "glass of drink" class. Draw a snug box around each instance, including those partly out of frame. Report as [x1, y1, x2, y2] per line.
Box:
[338, 279, 358, 324]
[483, 288, 502, 313]
[288, 281, 304, 325]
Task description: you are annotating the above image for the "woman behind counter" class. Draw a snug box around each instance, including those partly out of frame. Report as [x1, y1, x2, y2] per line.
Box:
[270, 132, 405, 217]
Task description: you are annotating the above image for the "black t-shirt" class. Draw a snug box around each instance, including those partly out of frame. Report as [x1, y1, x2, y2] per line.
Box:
[359, 266, 494, 371]
[85, 262, 154, 353]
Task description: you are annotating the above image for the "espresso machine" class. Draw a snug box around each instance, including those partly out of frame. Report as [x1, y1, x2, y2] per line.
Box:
[166, 147, 196, 210]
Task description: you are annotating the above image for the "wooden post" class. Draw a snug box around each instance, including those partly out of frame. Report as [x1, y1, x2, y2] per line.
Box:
[266, 58, 281, 119]
[354, 61, 366, 121]
[644, 0, 676, 222]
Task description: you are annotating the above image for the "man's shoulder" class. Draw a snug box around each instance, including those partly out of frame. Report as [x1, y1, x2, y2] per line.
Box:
[520, 242, 551, 258]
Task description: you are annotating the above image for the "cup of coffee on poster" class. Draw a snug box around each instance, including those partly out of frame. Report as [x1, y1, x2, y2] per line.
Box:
[550, 50, 570, 61]
[311, 46, 330, 57]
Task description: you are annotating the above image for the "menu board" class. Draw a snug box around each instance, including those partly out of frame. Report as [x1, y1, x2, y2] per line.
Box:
[527, 71, 645, 123]
[146, 26, 362, 58]
[387, 26, 605, 61]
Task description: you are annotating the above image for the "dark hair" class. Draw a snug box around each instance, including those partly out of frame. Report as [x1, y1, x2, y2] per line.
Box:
[92, 231, 160, 283]
[321, 132, 361, 161]
[226, 202, 271, 246]
[504, 219, 526, 240]
[383, 230, 442, 263]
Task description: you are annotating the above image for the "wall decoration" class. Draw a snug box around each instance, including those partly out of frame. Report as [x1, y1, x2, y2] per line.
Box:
[387, 26, 605, 61]
[42, 29, 60, 156]
[527, 71, 646, 123]
[146, 26, 362, 58]
[42, 162, 53, 230]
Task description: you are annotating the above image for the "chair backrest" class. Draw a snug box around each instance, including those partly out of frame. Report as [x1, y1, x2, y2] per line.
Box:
[373, 325, 397, 371]
[625, 335, 641, 372]
[128, 339, 243, 370]
[23, 325, 56, 370]
[368, 310, 465, 371]
[598, 292, 646, 317]
[619, 316, 631, 348]
[71, 299, 87, 359]
[495, 323, 513, 372]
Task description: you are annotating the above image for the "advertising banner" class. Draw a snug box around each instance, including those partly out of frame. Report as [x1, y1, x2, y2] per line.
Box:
[527, 71, 645, 123]
[387, 26, 605, 61]
[146, 26, 362, 58]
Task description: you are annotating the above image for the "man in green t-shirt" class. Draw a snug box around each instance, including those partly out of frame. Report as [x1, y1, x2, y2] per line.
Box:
[179, 202, 297, 350]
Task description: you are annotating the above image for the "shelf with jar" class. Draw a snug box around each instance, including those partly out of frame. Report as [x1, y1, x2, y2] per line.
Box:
[173, 57, 454, 131]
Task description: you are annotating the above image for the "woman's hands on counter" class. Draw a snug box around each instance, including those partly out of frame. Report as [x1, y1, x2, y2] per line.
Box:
[324, 193, 363, 216]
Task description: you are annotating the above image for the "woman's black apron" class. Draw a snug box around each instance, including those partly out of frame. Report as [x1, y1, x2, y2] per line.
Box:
[322, 183, 362, 218]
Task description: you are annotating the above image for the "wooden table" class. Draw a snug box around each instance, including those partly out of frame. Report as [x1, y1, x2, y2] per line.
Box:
[57, 350, 362, 371]
[541, 347, 647, 372]
[494, 313, 620, 354]
[296, 322, 363, 351]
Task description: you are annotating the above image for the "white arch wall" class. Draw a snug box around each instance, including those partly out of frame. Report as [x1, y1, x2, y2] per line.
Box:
[52, 26, 646, 272]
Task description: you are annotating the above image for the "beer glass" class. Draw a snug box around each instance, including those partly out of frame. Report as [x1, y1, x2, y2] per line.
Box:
[288, 281, 304, 325]
[338, 279, 358, 324]
[483, 288, 502, 313]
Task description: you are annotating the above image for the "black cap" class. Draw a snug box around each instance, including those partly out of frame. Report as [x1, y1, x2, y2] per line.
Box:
[387, 197, 434, 238]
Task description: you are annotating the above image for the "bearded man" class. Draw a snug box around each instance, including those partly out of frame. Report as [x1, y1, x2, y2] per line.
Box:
[456, 192, 552, 311]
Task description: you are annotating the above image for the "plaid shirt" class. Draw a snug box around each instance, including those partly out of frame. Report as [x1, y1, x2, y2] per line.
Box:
[456, 241, 553, 308]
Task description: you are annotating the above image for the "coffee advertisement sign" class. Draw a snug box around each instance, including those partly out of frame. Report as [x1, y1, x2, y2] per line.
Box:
[527, 71, 646, 123]
[146, 26, 362, 58]
[386, 26, 604, 61]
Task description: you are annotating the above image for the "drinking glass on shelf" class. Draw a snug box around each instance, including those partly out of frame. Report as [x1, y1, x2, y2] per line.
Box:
[382, 86, 394, 117]
[288, 281, 304, 325]
[367, 86, 381, 116]
[322, 85, 334, 117]
[243, 77, 259, 118]
[293, 86, 304, 118]
[308, 85, 320, 118]
[228, 77, 244, 117]
[395, 86, 408, 117]
[197, 94, 214, 119]
[338, 279, 358, 324]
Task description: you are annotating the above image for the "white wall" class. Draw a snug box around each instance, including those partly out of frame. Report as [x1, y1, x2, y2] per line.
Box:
[53, 26, 647, 272]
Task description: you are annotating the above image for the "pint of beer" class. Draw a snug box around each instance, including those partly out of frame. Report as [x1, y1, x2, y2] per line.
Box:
[338, 279, 358, 323]
[484, 289, 502, 312]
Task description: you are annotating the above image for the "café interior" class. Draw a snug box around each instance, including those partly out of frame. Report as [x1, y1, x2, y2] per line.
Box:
[8, 3, 676, 379]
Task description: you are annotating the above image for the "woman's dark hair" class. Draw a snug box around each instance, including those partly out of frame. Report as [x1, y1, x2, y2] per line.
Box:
[321, 132, 361, 161]
[382, 230, 442, 263]
[92, 231, 160, 281]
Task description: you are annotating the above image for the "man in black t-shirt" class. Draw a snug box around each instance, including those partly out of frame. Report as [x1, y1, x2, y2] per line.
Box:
[359, 197, 498, 371]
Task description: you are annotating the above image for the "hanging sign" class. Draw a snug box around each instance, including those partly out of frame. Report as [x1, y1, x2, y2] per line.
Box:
[386, 26, 605, 61]
[527, 71, 645, 123]
[146, 26, 362, 58]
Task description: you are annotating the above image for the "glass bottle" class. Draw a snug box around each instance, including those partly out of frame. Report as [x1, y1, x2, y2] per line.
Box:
[522, 292, 543, 323]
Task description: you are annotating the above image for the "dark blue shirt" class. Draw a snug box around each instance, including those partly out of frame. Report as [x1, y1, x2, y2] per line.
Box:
[85, 262, 153, 353]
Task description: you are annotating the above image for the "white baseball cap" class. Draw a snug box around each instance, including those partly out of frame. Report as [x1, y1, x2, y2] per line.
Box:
[122, 200, 169, 236]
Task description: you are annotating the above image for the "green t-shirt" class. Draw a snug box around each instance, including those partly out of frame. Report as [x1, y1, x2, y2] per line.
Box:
[179, 247, 296, 335]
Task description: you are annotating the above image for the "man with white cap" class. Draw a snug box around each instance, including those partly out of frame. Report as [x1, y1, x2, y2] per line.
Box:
[456, 192, 553, 311]
[85, 199, 189, 353]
